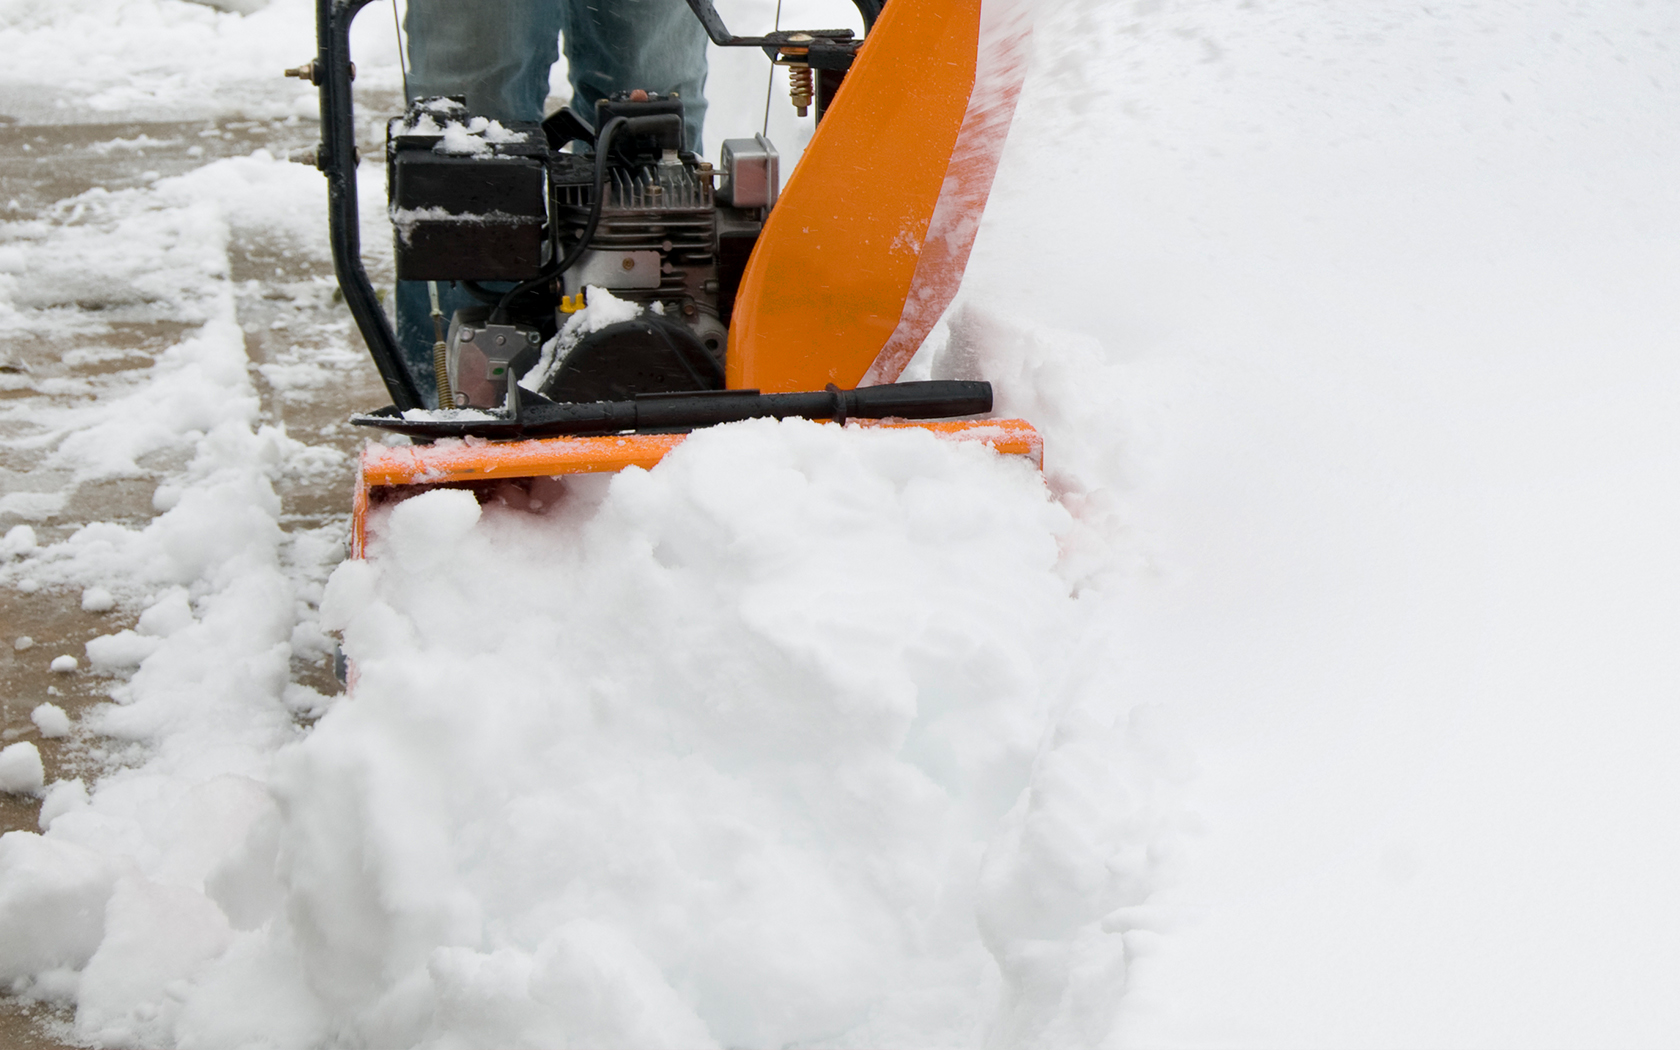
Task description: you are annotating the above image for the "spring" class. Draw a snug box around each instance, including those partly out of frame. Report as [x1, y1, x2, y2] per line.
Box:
[787, 63, 813, 117]
[428, 280, 454, 409]
[432, 338, 454, 410]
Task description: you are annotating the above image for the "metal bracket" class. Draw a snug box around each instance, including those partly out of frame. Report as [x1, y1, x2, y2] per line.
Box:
[679, 0, 874, 59]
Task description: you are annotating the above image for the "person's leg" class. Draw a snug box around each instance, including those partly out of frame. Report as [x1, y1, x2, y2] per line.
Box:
[405, 0, 563, 124]
[399, 1, 564, 402]
[396, 1, 709, 403]
[560, 0, 709, 154]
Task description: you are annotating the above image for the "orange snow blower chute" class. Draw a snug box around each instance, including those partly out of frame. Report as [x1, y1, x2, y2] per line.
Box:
[303, 0, 1036, 549]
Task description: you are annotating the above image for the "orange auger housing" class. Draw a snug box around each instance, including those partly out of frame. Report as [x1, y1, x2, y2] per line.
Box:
[351, 420, 1042, 557]
[727, 0, 1033, 391]
[311, 0, 1038, 552]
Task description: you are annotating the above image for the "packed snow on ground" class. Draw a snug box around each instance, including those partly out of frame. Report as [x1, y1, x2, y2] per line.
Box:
[2, 0, 1679, 1047]
[29, 703, 71, 739]
[0, 742, 45, 795]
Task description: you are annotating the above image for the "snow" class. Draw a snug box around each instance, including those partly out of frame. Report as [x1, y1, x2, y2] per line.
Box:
[0, 743, 45, 796]
[85, 630, 165, 671]
[80, 586, 116, 613]
[437, 123, 493, 156]
[399, 407, 498, 423]
[1, 525, 37, 558]
[284, 421, 1105, 1047]
[136, 589, 196, 638]
[520, 286, 647, 392]
[48, 655, 78, 674]
[389, 207, 535, 248]
[36, 779, 90, 833]
[77, 877, 235, 1045]
[0, 0, 400, 122]
[0, 0, 1676, 1046]
[431, 116, 528, 156]
[958, 1, 1680, 1044]
[0, 833, 122, 982]
[0, 492, 64, 521]
[399, 105, 533, 157]
[30, 704, 71, 739]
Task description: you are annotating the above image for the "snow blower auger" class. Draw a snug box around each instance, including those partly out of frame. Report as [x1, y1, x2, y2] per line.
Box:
[298, 0, 1038, 554]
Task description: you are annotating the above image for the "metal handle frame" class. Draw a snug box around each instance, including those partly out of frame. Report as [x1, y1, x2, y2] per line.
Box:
[317, 0, 422, 410]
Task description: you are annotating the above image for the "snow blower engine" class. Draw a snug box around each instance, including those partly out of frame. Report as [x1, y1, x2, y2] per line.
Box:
[299, 0, 1045, 509]
[307, 0, 1010, 443]
[389, 90, 777, 412]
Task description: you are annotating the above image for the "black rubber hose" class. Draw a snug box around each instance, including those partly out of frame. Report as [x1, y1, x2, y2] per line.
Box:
[490, 115, 630, 326]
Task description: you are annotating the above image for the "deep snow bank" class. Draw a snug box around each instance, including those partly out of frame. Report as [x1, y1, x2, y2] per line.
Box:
[2, 414, 1182, 1048]
[952, 0, 1680, 1045]
[244, 419, 1169, 1048]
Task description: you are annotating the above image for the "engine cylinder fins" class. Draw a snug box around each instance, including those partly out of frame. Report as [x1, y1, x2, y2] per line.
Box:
[611, 165, 713, 210]
[553, 165, 712, 212]
[539, 315, 725, 404]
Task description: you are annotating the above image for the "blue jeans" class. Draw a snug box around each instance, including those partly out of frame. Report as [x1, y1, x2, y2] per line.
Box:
[398, 0, 710, 402]
[405, 0, 708, 150]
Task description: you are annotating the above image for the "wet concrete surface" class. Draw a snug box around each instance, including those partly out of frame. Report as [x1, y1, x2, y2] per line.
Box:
[0, 1003, 81, 1050]
[1, 104, 398, 1043]
[0, 117, 308, 214]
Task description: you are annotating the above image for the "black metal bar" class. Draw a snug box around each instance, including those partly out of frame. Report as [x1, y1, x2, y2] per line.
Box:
[678, 0, 855, 57]
[681, 0, 877, 43]
[349, 381, 993, 440]
[681, 0, 740, 46]
[319, 0, 423, 411]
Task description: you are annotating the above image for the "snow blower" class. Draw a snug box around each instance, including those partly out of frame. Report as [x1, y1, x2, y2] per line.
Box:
[293, 0, 1038, 554]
